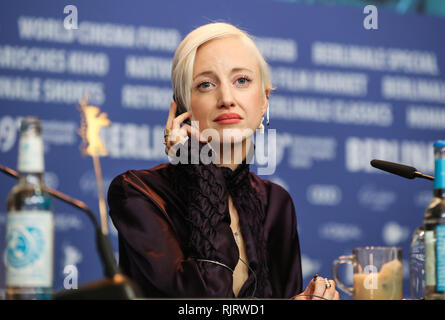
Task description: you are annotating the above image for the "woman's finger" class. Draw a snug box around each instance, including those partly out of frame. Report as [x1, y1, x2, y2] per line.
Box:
[164, 103, 191, 150]
[334, 290, 340, 300]
[293, 279, 314, 300]
[166, 127, 188, 146]
[182, 124, 207, 142]
[312, 277, 327, 300]
[172, 110, 192, 128]
[323, 280, 337, 300]
[165, 130, 188, 157]
[166, 101, 177, 130]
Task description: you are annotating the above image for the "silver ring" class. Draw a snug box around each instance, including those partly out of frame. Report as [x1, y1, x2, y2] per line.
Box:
[324, 278, 331, 289]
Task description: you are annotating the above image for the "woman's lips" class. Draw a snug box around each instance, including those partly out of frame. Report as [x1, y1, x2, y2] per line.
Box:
[214, 118, 242, 124]
[213, 113, 242, 124]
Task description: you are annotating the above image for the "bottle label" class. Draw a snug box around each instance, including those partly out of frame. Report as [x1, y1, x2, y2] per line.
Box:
[435, 159, 445, 190]
[6, 211, 54, 287]
[437, 225, 445, 292]
[18, 134, 44, 173]
[425, 230, 436, 286]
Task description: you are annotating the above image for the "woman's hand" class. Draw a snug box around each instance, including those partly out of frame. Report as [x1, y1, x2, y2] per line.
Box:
[294, 277, 340, 300]
[164, 101, 207, 156]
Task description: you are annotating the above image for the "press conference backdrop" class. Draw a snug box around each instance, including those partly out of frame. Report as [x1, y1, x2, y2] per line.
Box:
[0, 0, 444, 299]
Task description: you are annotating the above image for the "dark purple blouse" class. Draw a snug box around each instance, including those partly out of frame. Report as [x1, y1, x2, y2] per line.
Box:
[107, 146, 302, 299]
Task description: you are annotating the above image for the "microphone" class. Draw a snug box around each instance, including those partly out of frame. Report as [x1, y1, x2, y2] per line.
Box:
[370, 159, 434, 181]
[0, 163, 142, 299]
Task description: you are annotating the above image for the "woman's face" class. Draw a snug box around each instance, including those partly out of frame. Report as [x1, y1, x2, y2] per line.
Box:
[190, 36, 268, 144]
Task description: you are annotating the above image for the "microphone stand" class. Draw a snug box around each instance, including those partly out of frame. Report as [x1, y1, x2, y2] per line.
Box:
[1, 164, 142, 299]
[413, 171, 434, 181]
[370, 159, 434, 181]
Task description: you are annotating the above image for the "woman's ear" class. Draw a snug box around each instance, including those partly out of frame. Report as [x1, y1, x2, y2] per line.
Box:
[262, 88, 270, 116]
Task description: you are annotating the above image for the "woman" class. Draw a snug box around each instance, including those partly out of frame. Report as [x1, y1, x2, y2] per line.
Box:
[108, 22, 339, 300]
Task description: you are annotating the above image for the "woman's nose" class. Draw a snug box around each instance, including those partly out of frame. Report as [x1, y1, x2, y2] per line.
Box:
[217, 82, 235, 108]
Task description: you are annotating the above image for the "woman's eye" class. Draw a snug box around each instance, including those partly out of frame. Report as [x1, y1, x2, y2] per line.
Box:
[236, 77, 251, 86]
[197, 81, 212, 89]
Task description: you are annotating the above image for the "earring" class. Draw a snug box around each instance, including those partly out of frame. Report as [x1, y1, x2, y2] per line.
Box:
[258, 102, 269, 134]
[258, 117, 265, 134]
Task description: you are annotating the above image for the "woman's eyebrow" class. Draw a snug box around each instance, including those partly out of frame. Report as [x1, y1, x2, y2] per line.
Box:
[193, 71, 214, 80]
[193, 68, 254, 80]
[231, 67, 253, 74]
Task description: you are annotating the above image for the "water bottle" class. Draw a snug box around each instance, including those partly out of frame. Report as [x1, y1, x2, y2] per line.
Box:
[5, 117, 54, 300]
[424, 140, 445, 300]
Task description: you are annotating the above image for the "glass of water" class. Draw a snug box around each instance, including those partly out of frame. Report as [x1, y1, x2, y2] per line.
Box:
[409, 226, 425, 299]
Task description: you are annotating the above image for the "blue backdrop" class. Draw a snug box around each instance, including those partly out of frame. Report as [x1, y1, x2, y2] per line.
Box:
[1, 0, 444, 299]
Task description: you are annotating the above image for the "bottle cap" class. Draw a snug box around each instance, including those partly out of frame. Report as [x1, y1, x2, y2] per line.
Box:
[17, 117, 44, 173]
[434, 140, 445, 148]
[20, 116, 41, 133]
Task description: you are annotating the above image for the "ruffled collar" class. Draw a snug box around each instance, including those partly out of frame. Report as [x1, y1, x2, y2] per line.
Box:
[167, 140, 272, 297]
[218, 139, 255, 190]
[219, 162, 250, 192]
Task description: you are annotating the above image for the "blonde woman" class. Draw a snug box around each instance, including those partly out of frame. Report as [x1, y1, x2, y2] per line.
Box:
[108, 22, 339, 300]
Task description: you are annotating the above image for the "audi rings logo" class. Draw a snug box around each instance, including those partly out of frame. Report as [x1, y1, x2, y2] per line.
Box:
[306, 184, 342, 206]
[7, 226, 44, 268]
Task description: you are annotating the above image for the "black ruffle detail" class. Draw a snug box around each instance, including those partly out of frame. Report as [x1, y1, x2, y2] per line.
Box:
[220, 163, 273, 298]
[167, 139, 237, 269]
[167, 138, 272, 297]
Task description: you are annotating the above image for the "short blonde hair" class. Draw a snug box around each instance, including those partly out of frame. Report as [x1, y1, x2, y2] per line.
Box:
[171, 22, 272, 113]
